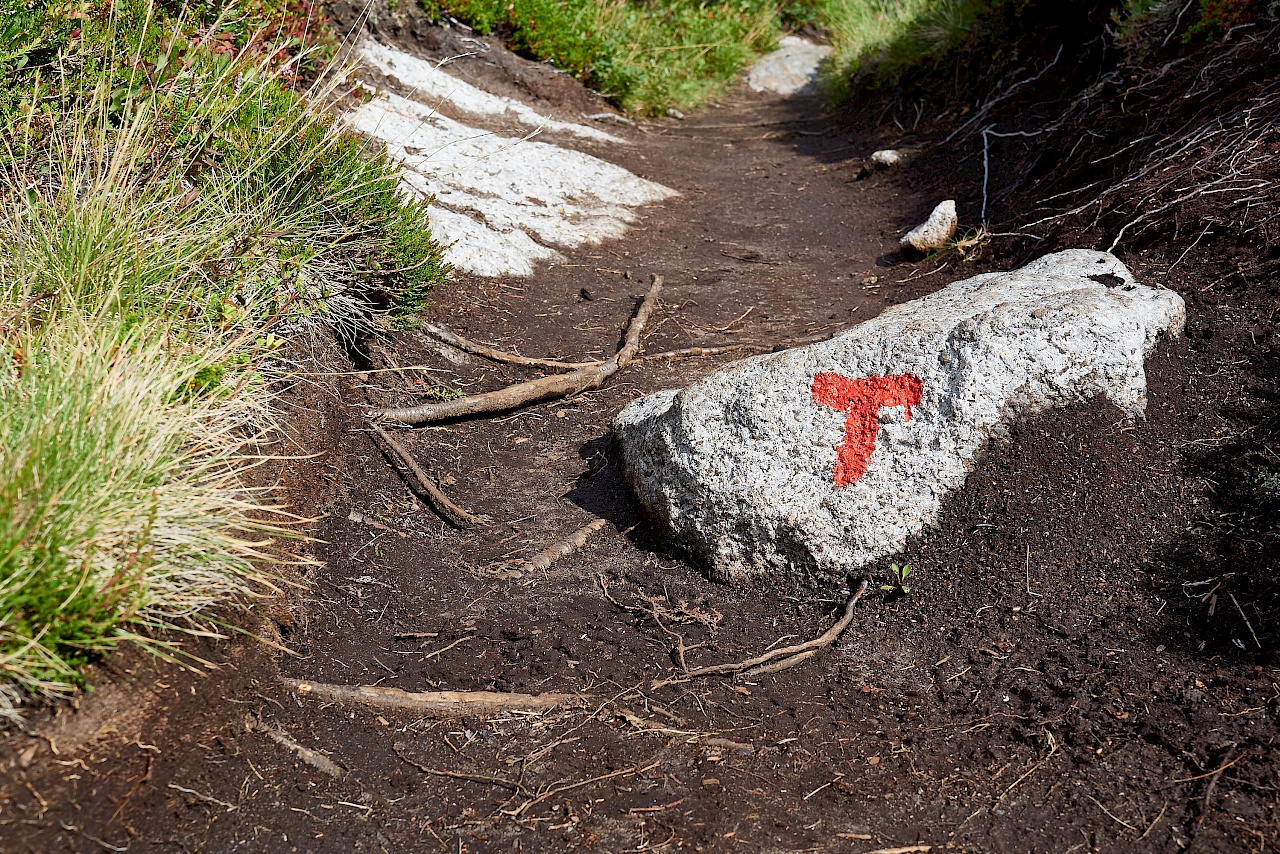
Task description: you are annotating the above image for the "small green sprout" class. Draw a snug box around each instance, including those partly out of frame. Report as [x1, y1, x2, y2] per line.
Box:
[881, 562, 912, 594]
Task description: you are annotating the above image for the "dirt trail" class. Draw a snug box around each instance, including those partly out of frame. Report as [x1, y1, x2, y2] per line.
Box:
[3, 24, 1278, 854]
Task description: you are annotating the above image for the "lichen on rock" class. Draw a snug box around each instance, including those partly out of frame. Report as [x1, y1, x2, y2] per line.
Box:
[612, 250, 1186, 586]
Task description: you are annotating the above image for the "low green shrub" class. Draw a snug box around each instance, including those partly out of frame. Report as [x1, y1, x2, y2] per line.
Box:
[422, 0, 782, 113]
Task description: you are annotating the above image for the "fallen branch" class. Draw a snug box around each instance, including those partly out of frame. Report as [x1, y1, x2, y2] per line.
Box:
[167, 783, 237, 812]
[653, 580, 869, 688]
[281, 678, 580, 718]
[0, 290, 58, 332]
[373, 275, 663, 424]
[517, 518, 608, 573]
[368, 421, 482, 528]
[423, 322, 596, 371]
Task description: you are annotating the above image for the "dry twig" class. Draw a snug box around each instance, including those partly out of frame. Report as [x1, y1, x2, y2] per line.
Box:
[267, 728, 345, 778]
[281, 678, 581, 718]
[653, 580, 870, 688]
[374, 275, 663, 425]
[633, 343, 768, 362]
[394, 743, 525, 791]
[517, 518, 608, 573]
[502, 760, 659, 817]
[368, 421, 482, 527]
[0, 291, 57, 332]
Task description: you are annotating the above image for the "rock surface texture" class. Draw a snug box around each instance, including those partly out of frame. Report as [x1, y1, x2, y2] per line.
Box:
[901, 199, 957, 252]
[349, 41, 676, 277]
[613, 251, 1185, 585]
[746, 36, 831, 96]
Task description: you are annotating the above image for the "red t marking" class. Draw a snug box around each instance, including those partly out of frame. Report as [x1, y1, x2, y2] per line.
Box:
[811, 372, 924, 486]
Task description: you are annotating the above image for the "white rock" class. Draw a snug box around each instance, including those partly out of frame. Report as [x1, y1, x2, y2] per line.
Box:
[348, 91, 676, 277]
[870, 149, 903, 167]
[901, 200, 957, 252]
[746, 36, 831, 97]
[361, 41, 624, 144]
[612, 251, 1185, 586]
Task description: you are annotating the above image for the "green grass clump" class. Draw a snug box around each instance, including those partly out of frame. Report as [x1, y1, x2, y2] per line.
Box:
[423, 0, 782, 113]
[795, 0, 940, 92]
[0, 315, 277, 712]
[0, 132, 284, 715]
[0, 6, 449, 716]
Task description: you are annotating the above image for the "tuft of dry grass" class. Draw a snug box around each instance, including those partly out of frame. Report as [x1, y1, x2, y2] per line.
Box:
[0, 7, 445, 718]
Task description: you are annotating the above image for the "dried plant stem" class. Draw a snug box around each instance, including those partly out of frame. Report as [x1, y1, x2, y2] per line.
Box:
[517, 518, 608, 573]
[267, 728, 345, 778]
[653, 580, 870, 687]
[632, 343, 767, 362]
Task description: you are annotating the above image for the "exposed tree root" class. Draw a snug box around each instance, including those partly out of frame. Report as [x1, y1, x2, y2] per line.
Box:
[652, 580, 870, 688]
[517, 518, 608, 573]
[394, 744, 525, 791]
[502, 760, 660, 818]
[632, 343, 769, 362]
[368, 421, 483, 528]
[258, 724, 345, 778]
[423, 322, 596, 371]
[281, 678, 580, 718]
[372, 275, 663, 425]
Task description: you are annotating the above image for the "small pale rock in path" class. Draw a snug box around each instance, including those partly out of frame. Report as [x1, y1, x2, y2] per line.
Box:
[746, 36, 832, 97]
[612, 250, 1185, 586]
[901, 200, 957, 252]
[870, 149, 904, 167]
[855, 148, 916, 180]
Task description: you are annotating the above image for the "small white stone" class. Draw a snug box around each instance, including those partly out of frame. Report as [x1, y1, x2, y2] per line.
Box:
[901, 200, 957, 252]
[870, 149, 903, 167]
[612, 250, 1185, 586]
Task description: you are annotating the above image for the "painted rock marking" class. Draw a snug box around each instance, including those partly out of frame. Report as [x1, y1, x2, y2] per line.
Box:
[811, 372, 923, 486]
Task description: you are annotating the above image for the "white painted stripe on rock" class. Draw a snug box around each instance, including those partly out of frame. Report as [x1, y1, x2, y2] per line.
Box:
[348, 91, 675, 276]
[361, 40, 624, 144]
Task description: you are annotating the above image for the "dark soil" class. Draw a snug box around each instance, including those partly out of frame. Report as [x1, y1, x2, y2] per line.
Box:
[2, 19, 1278, 854]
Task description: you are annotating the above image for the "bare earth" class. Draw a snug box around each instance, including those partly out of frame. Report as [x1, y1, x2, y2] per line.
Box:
[1, 22, 1277, 854]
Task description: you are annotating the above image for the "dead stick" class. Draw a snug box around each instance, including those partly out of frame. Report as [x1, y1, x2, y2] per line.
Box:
[282, 678, 580, 718]
[517, 518, 607, 573]
[394, 744, 525, 791]
[744, 647, 820, 678]
[0, 290, 58, 332]
[653, 580, 869, 687]
[369, 422, 482, 527]
[268, 728, 345, 778]
[503, 760, 660, 817]
[373, 275, 663, 424]
[423, 322, 597, 371]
